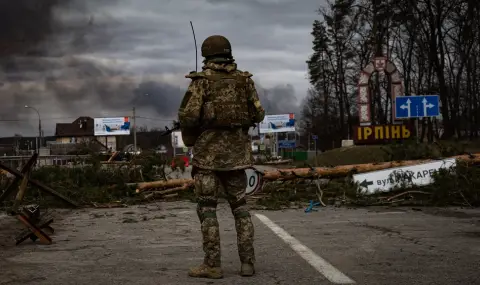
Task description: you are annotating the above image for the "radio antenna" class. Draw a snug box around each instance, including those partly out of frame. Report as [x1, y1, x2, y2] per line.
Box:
[190, 21, 198, 72]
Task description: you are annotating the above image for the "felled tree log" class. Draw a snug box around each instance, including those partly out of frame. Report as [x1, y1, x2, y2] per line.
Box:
[134, 153, 480, 192]
[264, 153, 480, 180]
[143, 187, 186, 199]
[136, 179, 193, 192]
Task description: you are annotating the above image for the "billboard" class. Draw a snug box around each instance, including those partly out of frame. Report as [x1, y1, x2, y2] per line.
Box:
[259, 113, 295, 133]
[94, 117, 131, 136]
[171, 131, 186, 148]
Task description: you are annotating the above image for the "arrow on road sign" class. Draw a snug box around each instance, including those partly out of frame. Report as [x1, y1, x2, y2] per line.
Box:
[400, 98, 411, 117]
[359, 179, 373, 188]
[422, 97, 434, 116]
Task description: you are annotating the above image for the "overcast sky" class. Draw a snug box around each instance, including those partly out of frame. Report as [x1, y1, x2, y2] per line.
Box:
[0, 0, 322, 137]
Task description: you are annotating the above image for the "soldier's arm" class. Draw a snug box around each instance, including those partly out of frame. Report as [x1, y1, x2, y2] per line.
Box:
[246, 77, 265, 124]
[178, 79, 205, 128]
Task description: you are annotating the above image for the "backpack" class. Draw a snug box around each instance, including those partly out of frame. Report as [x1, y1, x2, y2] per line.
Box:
[201, 72, 253, 129]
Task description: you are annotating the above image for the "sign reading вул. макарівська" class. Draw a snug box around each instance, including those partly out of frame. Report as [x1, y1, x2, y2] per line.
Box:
[352, 159, 456, 194]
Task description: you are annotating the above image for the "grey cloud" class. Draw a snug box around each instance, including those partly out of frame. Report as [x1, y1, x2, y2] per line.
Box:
[132, 81, 184, 118]
[0, 0, 319, 136]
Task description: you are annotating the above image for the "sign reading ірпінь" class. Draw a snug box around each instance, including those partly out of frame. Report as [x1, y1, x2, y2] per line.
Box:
[352, 159, 456, 194]
[353, 124, 413, 144]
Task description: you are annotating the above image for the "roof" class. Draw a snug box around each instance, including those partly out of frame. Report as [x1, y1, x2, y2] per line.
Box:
[115, 131, 172, 152]
[55, 117, 94, 137]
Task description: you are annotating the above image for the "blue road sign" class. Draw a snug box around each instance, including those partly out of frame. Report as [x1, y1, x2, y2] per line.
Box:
[395, 95, 440, 119]
[278, 140, 296, 149]
[312, 135, 318, 140]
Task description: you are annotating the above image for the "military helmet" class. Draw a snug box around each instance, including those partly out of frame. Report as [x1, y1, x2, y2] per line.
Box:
[201, 35, 232, 58]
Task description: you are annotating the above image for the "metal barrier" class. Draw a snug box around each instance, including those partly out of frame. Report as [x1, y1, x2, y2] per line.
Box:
[0, 155, 90, 169]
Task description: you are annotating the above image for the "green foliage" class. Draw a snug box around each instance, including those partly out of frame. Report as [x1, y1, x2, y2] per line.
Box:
[0, 153, 169, 209]
[381, 140, 468, 161]
[428, 162, 480, 207]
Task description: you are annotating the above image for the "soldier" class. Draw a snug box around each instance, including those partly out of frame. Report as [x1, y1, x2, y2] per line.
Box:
[178, 35, 265, 279]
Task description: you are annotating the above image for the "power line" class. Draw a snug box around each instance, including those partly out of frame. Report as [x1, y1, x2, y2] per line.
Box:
[0, 115, 176, 122]
[136, 116, 175, 121]
[0, 117, 78, 122]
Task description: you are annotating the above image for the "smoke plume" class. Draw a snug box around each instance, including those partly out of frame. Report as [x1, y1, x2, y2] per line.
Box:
[257, 83, 299, 115]
[0, 0, 301, 136]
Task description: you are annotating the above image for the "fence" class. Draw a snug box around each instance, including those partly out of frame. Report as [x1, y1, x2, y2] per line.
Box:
[0, 155, 90, 170]
[281, 150, 318, 161]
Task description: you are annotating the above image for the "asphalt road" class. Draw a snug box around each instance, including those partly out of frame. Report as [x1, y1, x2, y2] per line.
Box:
[1, 203, 479, 285]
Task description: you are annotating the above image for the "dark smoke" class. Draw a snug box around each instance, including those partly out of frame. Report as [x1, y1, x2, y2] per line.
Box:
[257, 84, 299, 115]
[0, 0, 115, 57]
[0, 0, 130, 135]
[132, 81, 184, 119]
[0, 0, 300, 136]
[0, 0, 64, 57]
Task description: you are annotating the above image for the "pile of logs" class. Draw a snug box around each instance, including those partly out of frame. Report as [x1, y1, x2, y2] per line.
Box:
[135, 153, 480, 199]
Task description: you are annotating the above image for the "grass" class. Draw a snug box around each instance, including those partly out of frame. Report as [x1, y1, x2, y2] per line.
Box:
[1, 140, 479, 211]
[311, 139, 480, 167]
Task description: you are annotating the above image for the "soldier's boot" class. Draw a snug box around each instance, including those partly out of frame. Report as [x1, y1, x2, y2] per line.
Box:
[231, 206, 256, 277]
[240, 263, 255, 277]
[188, 263, 223, 279]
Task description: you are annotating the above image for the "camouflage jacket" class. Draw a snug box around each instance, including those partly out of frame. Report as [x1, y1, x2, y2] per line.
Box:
[178, 61, 265, 171]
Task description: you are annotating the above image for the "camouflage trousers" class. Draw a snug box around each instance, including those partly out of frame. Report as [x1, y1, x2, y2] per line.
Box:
[193, 168, 255, 268]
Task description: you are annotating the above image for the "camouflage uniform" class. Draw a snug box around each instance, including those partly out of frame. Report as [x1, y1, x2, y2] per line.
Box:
[178, 35, 265, 279]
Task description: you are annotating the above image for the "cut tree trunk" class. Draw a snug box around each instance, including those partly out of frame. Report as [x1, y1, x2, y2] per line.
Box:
[262, 154, 479, 180]
[136, 179, 193, 192]
[134, 154, 480, 192]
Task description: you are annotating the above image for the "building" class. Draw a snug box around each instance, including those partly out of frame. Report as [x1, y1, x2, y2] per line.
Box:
[53, 116, 173, 155]
[0, 115, 175, 157]
[52, 117, 112, 154]
[0, 136, 38, 156]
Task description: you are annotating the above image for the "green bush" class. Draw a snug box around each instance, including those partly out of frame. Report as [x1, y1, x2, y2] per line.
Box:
[428, 162, 480, 206]
[0, 153, 169, 208]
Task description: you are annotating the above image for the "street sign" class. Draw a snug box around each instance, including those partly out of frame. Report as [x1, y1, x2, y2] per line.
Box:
[245, 168, 263, 195]
[352, 158, 456, 194]
[395, 95, 440, 119]
[312, 135, 318, 140]
[278, 140, 296, 148]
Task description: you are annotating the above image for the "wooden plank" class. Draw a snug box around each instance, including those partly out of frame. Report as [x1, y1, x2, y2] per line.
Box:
[15, 218, 53, 245]
[11, 168, 30, 214]
[0, 162, 78, 207]
[0, 153, 38, 203]
[16, 214, 52, 245]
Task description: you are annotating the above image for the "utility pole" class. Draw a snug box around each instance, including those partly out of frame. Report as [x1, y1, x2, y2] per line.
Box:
[25, 105, 42, 153]
[308, 133, 310, 151]
[133, 107, 137, 153]
[38, 117, 42, 151]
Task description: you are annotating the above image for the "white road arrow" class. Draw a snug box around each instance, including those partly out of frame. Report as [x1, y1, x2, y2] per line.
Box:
[422, 97, 434, 117]
[400, 98, 411, 117]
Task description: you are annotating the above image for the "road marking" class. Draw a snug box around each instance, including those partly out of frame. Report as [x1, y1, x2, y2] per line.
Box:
[255, 213, 355, 284]
[370, 211, 406, 215]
